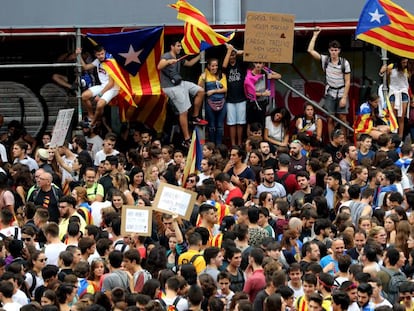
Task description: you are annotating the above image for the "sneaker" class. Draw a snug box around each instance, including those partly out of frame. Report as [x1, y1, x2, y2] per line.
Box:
[181, 139, 191, 149]
[191, 116, 208, 126]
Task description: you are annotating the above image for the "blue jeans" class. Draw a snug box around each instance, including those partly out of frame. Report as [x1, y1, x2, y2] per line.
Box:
[205, 101, 227, 145]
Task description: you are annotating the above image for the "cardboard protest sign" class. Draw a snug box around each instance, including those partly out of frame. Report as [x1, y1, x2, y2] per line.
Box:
[49, 108, 75, 147]
[244, 12, 295, 63]
[121, 205, 152, 237]
[152, 182, 196, 221]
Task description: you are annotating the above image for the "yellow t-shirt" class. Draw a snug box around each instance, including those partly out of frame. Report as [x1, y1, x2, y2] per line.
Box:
[178, 249, 206, 274]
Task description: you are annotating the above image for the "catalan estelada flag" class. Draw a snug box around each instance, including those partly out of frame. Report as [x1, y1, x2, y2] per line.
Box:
[356, 0, 414, 59]
[169, 0, 234, 54]
[87, 27, 167, 132]
[182, 129, 202, 187]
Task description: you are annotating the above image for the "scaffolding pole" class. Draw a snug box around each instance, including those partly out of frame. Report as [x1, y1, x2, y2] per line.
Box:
[0, 63, 76, 69]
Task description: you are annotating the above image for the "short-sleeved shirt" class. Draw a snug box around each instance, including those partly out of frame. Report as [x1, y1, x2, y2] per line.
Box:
[102, 269, 129, 293]
[92, 58, 110, 86]
[86, 183, 105, 202]
[321, 54, 351, 98]
[225, 59, 246, 103]
[160, 52, 185, 88]
[178, 249, 206, 274]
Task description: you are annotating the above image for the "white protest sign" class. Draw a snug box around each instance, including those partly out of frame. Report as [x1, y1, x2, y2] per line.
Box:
[49, 108, 75, 147]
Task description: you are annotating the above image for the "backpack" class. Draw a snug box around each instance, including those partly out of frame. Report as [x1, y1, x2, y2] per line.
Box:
[274, 171, 291, 192]
[181, 254, 202, 265]
[275, 171, 292, 202]
[381, 266, 407, 303]
[323, 56, 346, 75]
[27, 270, 37, 295]
[114, 240, 128, 253]
[158, 296, 182, 311]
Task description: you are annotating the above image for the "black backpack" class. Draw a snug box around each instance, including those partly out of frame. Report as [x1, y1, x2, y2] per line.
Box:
[323, 56, 346, 75]
[158, 296, 182, 311]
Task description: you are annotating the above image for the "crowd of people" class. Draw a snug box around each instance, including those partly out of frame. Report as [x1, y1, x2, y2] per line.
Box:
[0, 28, 413, 311]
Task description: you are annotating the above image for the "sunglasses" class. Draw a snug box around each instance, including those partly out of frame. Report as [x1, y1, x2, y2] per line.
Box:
[22, 238, 32, 242]
[38, 258, 48, 263]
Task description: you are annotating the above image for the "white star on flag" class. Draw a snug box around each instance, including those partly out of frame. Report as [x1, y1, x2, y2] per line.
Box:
[119, 45, 143, 66]
[369, 9, 384, 23]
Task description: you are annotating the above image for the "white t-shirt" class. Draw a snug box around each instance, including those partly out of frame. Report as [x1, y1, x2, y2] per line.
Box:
[0, 226, 21, 240]
[44, 242, 67, 266]
[3, 302, 22, 311]
[265, 116, 285, 142]
[0, 143, 8, 163]
[94, 149, 119, 167]
[92, 58, 110, 86]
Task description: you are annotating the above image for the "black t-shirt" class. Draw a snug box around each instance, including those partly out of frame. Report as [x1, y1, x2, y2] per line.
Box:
[28, 187, 62, 223]
[225, 59, 246, 103]
[324, 143, 343, 163]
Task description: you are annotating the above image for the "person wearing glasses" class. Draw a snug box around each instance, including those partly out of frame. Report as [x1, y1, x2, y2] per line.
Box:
[398, 282, 414, 311]
[25, 250, 47, 300]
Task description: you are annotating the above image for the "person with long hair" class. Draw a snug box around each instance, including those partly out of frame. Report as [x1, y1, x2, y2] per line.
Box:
[56, 283, 77, 311]
[258, 192, 273, 210]
[380, 57, 410, 138]
[280, 229, 300, 265]
[296, 103, 323, 144]
[111, 172, 134, 205]
[264, 107, 290, 148]
[198, 58, 228, 145]
[72, 186, 93, 225]
[129, 168, 148, 201]
[41, 289, 58, 307]
[9, 163, 33, 205]
[88, 258, 105, 292]
[384, 213, 399, 246]
[26, 250, 47, 299]
[110, 189, 127, 214]
[349, 166, 368, 188]
[367, 226, 387, 249]
[395, 220, 411, 259]
[247, 150, 263, 183]
[244, 62, 281, 134]
[354, 94, 390, 140]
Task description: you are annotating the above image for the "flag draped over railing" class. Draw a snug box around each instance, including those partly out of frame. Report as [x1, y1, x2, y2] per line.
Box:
[356, 0, 414, 59]
[169, 0, 234, 54]
[87, 27, 167, 132]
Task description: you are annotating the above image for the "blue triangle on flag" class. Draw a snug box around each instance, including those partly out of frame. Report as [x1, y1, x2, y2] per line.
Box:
[87, 26, 163, 76]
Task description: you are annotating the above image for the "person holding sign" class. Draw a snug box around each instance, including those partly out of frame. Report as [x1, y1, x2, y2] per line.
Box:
[307, 28, 351, 136]
[244, 62, 281, 135]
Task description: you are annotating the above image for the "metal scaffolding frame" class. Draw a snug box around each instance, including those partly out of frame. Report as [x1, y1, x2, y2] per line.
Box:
[0, 29, 82, 123]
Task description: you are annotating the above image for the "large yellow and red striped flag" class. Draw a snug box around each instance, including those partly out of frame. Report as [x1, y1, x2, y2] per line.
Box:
[356, 0, 414, 59]
[169, 0, 234, 55]
[87, 27, 167, 132]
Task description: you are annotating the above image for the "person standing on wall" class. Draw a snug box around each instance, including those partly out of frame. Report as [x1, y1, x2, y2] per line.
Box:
[307, 27, 351, 136]
[157, 40, 207, 149]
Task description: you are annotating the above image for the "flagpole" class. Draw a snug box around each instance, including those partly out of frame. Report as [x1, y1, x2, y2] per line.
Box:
[199, 51, 206, 143]
[381, 48, 388, 95]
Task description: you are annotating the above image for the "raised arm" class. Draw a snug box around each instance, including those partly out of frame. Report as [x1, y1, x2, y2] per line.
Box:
[76, 48, 95, 71]
[184, 54, 201, 67]
[307, 28, 322, 61]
